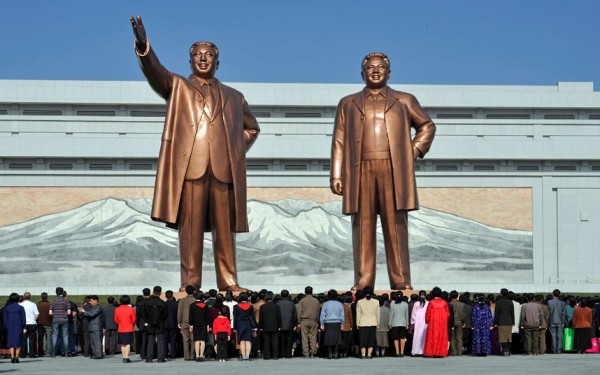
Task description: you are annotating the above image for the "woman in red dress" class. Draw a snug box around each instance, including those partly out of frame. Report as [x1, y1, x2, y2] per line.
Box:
[114, 295, 137, 363]
[423, 287, 450, 358]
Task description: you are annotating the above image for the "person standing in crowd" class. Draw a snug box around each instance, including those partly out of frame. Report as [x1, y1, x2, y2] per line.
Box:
[494, 288, 515, 356]
[546, 289, 565, 354]
[177, 285, 196, 361]
[189, 292, 209, 361]
[411, 290, 429, 356]
[572, 298, 592, 353]
[136, 288, 151, 360]
[536, 295, 549, 354]
[102, 296, 118, 356]
[141, 286, 167, 363]
[564, 296, 576, 328]
[36, 292, 52, 357]
[375, 294, 390, 357]
[297, 286, 320, 358]
[449, 290, 465, 356]
[510, 292, 522, 354]
[114, 295, 137, 363]
[340, 293, 354, 358]
[234, 292, 256, 361]
[3, 293, 26, 363]
[356, 286, 380, 359]
[319, 289, 344, 359]
[19, 292, 39, 358]
[277, 289, 297, 359]
[259, 291, 281, 360]
[520, 293, 543, 355]
[423, 287, 450, 358]
[389, 291, 409, 357]
[80, 296, 104, 359]
[163, 290, 179, 360]
[49, 287, 71, 357]
[471, 294, 493, 356]
[223, 291, 238, 357]
[213, 307, 232, 362]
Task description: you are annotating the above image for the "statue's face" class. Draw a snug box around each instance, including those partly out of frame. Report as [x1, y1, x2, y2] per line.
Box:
[189, 44, 219, 79]
[361, 57, 390, 89]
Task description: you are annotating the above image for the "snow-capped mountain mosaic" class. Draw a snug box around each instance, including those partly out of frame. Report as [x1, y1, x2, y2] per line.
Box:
[0, 198, 532, 291]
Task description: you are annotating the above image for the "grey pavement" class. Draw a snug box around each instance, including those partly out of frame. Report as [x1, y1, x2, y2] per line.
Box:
[1, 354, 598, 375]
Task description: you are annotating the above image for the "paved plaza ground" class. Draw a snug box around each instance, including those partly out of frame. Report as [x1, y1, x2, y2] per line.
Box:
[1, 353, 597, 375]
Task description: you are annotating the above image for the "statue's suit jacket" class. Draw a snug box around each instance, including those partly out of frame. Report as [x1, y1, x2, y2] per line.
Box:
[330, 87, 435, 215]
[137, 48, 260, 232]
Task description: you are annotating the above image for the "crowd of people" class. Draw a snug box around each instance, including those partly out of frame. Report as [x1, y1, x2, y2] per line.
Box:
[1, 285, 599, 364]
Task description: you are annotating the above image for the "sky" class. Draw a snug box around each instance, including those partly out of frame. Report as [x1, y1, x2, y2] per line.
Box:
[1, 0, 598, 88]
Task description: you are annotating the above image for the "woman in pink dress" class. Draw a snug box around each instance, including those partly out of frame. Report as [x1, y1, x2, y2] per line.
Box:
[410, 290, 429, 356]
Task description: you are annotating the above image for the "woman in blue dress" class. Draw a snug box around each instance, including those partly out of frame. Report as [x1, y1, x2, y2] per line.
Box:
[3, 293, 25, 363]
[233, 292, 256, 361]
[471, 294, 493, 356]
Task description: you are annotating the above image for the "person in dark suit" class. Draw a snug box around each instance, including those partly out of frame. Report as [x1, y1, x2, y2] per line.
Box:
[102, 296, 118, 356]
[163, 290, 179, 359]
[80, 296, 104, 359]
[130, 16, 260, 292]
[330, 52, 435, 291]
[259, 292, 282, 360]
[141, 286, 167, 363]
[276, 289, 297, 358]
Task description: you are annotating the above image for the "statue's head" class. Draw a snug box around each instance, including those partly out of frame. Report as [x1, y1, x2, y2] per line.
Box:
[361, 52, 391, 89]
[189, 41, 220, 79]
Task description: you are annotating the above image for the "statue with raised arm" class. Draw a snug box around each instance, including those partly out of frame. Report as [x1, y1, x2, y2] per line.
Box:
[330, 52, 435, 291]
[130, 16, 260, 292]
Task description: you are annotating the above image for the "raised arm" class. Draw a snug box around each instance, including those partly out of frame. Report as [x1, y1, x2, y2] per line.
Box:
[130, 16, 173, 99]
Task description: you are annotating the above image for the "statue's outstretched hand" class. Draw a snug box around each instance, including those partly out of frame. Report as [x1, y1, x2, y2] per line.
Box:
[130, 16, 148, 50]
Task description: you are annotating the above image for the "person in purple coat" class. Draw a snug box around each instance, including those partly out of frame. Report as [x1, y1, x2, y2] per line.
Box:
[3, 293, 26, 363]
[471, 294, 493, 356]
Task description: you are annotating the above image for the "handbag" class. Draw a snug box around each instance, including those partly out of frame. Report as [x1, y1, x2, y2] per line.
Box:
[562, 327, 574, 352]
[585, 337, 599, 353]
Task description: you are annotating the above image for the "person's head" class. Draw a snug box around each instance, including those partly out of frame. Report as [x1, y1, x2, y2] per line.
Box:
[56, 287, 64, 296]
[527, 293, 535, 302]
[265, 291, 274, 302]
[165, 290, 174, 300]
[418, 290, 427, 299]
[153, 286, 162, 296]
[40, 292, 48, 302]
[327, 289, 338, 301]
[281, 289, 290, 299]
[185, 285, 196, 296]
[363, 286, 374, 299]
[8, 293, 19, 304]
[194, 291, 204, 301]
[189, 41, 219, 79]
[225, 291, 234, 301]
[89, 295, 99, 306]
[209, 289, 218, 298]
[500, 288, 509, 297]
[393, 291, 403, 304]
[22, 292, 31, 301]
[361, 52, 391, 90]
[431, 287, 442, 298]
[120, 295, 131, 305]
[304, 286, 313, 295]
[553, 289, 561, 297]
[62, 291, 68, 299]
[220, 306, 228, 316]
[450, 290, 459, 300]
[107, 296, 115, 304]
[238, 292, 248, 303]
[142, 288, 151, 297]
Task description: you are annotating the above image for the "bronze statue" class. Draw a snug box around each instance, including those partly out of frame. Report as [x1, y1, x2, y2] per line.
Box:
[130, 16, 260, 292]
[330, 52, 436, 291]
